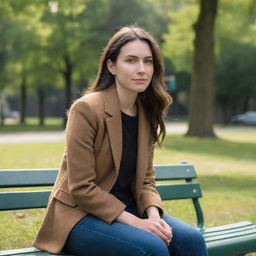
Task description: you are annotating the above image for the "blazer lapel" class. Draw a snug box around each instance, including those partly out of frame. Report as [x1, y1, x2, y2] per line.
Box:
[104, 85, 122, 174]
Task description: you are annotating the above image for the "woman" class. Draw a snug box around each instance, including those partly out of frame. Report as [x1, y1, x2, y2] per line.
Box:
[34, 26, 207, 256]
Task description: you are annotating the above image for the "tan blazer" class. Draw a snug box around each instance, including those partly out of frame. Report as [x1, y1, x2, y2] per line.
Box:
[33, 85, 164, 254]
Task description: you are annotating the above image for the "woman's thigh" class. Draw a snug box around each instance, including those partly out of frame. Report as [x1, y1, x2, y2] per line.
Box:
[162, 214, 208, 256]
[64, 213, 169, 256]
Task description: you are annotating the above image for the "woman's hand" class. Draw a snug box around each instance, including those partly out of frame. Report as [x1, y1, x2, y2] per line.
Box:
[146, 206, 173, 245]
[116, 207, 172, 245]
[134, 217, 172, 245]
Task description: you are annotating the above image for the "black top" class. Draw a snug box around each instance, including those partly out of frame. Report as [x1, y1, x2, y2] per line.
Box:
[110, 111, 138, 207]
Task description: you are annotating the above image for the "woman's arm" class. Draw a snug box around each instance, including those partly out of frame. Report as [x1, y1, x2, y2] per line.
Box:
[146, 205, 161, 219]
[65, 99, 126, 224]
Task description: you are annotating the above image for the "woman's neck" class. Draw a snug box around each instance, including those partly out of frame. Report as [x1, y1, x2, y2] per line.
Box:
[116, 85, 138, 116]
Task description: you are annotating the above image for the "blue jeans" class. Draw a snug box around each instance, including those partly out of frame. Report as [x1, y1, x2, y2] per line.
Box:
[63, 207, 208, 256]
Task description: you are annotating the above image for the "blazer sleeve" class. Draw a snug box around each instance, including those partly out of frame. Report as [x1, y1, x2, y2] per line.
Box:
[137, 144, 164, 218]
[65, 100, 126, 224]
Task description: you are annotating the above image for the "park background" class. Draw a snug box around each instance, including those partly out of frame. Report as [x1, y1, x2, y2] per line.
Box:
[0, 0, 256, 254]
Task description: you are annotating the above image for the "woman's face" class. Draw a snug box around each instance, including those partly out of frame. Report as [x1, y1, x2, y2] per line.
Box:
[107, 39, 154, 95]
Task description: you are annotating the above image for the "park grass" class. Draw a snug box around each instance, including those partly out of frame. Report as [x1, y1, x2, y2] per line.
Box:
[0, 132, 256, 254]
[155, 133, 256, 226]
[0, 117, 63, 133]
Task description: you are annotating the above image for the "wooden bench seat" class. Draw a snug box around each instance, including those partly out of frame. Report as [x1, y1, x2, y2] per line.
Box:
[0, 164, 256, 256]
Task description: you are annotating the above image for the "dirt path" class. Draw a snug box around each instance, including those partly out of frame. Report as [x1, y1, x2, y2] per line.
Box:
[0, 123, 255, 144]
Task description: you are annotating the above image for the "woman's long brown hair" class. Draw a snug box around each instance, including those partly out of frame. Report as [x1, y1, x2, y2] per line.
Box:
[84, 26, 172, 145]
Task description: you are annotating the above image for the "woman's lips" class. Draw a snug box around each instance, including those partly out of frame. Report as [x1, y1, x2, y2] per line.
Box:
[132, 79, 147, 83]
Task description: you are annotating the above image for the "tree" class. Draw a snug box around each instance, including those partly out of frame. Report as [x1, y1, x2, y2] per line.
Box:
[162, 0, 256, 137]
[41, 0, 170, 126]
[75, 0, 169, 78]
[0, 0, 175, 127]
[186, 0, 218, 137]
[14, 12, 43, 124]
[214, 0, 256, 123]
[216, 40, 256, 123]
[0, 1, 45, 125]
[0, 3, 16, 125]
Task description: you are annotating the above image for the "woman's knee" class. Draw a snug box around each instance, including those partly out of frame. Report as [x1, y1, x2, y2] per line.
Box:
[185, 228, 207, 255]
[169, 227, 206, 255]
[188, 227, 206, 247]
[162, 215, 207, 255]
[141, 235, 169, 256]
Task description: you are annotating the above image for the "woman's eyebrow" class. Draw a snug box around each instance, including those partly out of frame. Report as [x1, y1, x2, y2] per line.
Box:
[125, 55, 153, 58]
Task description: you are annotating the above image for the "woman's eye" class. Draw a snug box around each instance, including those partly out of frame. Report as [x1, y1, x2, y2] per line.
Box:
[126, 58, 136, 63]
[144, 59, 153, 64]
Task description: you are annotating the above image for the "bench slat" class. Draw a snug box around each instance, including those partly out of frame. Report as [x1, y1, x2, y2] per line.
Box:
[0, 169, 58, 188]
[0, 247, 43, 256]
[202, 221, 254, 234]
[203, 224, 256, 238]
[156, 182, 202, 200]
[205, 229, 256, 242]
[0, 247, 72, 256]
[155, 164, 197, 180]
[0, 190, 51, 210]
[0, 183, 203, 209]
[0, 165, 197, 188]
[207, 235, 256, 256]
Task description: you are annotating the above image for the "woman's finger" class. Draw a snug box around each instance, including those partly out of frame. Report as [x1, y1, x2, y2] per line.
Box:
[160, 219, 173, 240]
[150, 226, 170, 245]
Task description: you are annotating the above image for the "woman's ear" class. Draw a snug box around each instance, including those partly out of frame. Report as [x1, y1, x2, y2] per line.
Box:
[107, 59, 116, 75]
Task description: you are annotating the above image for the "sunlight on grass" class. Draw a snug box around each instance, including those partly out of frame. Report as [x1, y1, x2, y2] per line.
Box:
[218, 131, 256, 144]
[0, 117, 63, 133]
[0, 142, 64, 169]
[26, 117, 62, 125]
[0, 209, 45, 249]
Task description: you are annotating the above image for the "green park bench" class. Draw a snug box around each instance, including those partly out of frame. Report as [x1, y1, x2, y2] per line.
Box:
[0, 163, 256, 256]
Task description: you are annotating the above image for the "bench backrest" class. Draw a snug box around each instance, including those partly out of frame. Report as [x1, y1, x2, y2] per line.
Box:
[0, 163, 204, 228]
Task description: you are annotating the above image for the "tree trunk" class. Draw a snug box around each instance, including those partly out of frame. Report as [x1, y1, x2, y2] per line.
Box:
[186, 0, 218, 137]
[62, 55, 73, 128]
[20, 73, 27, 124]
[38, 86, 45, 126]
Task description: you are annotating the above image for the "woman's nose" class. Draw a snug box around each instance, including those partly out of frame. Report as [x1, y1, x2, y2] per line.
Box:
[138, 61, 146, 73]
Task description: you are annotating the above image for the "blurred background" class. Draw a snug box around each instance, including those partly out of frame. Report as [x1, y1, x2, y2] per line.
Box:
[1, 1, 256, 252]
[0, 0, 256, 134]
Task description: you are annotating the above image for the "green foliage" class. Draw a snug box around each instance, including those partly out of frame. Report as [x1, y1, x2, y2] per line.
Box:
[1, 0, 256, 126]
[72, 0, 170, 81]
[0, 1, 52, 95]
[216, 0, 256, 47]
[175, 70, 191, 92]
[162, 1, 198, 71]
[162, 0, 256, 73]
[216, 39, 256, 112]
[0, 16, 13, 90]
[1, 0, 171, 109]
[162, 0, 256, 121]
[0, 2, 23, 91]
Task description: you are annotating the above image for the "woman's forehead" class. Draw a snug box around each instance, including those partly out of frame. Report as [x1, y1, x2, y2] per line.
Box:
[119, 40, 152, 57]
